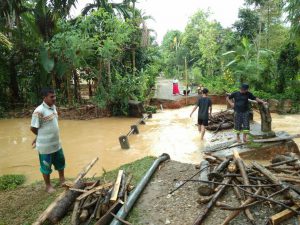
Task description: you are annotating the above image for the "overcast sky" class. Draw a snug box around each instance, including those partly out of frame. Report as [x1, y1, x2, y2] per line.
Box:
[71, 0, 245, 44]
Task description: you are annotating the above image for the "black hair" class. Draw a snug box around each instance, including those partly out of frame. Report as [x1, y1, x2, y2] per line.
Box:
[41, 87, 55, 97]
[202, 88, 209, 94]
[241, 83, 249, 90]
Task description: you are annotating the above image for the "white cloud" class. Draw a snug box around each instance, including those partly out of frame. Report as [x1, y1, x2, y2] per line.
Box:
[71, 0, 245, 44]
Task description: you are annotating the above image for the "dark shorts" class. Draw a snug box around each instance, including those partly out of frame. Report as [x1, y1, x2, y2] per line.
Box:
[234, 112, 250, 134]
[198, 118, 209, 126]
[39, 148, 65, 175]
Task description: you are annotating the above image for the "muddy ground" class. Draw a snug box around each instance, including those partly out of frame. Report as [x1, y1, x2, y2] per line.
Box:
[135, 160, 298, 225]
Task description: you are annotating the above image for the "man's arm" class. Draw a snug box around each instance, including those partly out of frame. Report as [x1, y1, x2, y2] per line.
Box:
[256, 97, 267, 105]
[190, 105, 198, 117]
[226, 96, 234, 108]
[30, 127, 38, 135]
[30, 127, 38, 147]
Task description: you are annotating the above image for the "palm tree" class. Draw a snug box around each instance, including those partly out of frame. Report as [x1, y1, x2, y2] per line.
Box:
[0, 32, 12, 49]
[82, 0, 132, 19]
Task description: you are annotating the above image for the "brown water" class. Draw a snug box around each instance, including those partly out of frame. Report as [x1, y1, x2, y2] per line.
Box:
[0, 105, 299, 183]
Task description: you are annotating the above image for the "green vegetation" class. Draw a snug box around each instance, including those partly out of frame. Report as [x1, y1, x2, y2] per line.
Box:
[0, 174, 26, 190]
[0, 0, 159, 116]
[0, 156, 155, 225]
[160, 1, 300, 103]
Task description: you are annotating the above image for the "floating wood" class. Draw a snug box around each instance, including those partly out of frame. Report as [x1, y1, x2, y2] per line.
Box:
[269, 205, 300, 225]
[33, 157, 99, 225]
[111, 170, 124, 201]
[197, 160, 214, 196]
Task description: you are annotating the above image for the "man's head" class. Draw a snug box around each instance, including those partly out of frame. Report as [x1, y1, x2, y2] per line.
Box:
[41, 88, 56, 106]
[202, 88, 209, 95]
[240, 83, 249, 93]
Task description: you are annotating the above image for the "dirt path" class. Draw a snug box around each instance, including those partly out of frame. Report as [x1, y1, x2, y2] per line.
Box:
[153, 77, 187, 100]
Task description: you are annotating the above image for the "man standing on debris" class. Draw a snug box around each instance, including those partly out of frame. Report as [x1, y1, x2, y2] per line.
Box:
[226, 83, 267, 143]
[190, 88, 212, 140]
[30, 88, 65, 193]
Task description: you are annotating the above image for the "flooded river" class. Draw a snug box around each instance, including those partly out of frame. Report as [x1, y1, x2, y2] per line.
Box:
[0, 105, 299, 183]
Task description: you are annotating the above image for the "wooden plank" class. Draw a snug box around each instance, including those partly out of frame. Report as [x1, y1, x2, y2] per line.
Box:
[253, 134, 300, 143]
[77, 183, 113, 201]
[110, 170, 124, 201]
[269, 205, 300, 225]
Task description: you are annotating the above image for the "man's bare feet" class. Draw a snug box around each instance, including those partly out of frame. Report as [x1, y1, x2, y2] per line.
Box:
[237, 138, 242, 143]
[59, 178, 66, 187]
[45, 185, 56, 194]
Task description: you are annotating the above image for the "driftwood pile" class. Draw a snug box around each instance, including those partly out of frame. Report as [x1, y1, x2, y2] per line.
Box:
[207, 110, 234, 133]
[33, 158, 134, 225]
[191, 151, 300, 225]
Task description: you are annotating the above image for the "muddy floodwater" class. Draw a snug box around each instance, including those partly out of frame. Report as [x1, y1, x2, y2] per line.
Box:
[0, 105, 299, 183]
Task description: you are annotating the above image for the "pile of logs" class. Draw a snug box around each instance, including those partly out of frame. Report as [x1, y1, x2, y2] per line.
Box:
[72, 170, 133, 225]
[207, 110, 234, 132]
[192, 151, 300, 225]
[33, 158, 134, 225]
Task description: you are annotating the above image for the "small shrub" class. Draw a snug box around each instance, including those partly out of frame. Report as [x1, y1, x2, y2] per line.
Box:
[0, 174, 26, 191]
[145, 105, 157, 114]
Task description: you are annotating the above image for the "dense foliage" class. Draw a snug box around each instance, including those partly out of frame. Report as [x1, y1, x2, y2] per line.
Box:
[160, 1, 300, 101]
[0, 0, 159, 115]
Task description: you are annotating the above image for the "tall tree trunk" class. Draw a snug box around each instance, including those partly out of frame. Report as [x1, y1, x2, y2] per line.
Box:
[88, 80, 93, 97]
[66, 71, 72, 105]
[9, 56, 20, 102]
[73, 69, 81, 102]
[107, 61, 111, 86]
[132, 49, 136, 76]
[96, 59, 102, 88]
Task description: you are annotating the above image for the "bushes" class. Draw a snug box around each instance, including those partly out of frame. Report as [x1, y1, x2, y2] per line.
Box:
[0, 174, 26, 191]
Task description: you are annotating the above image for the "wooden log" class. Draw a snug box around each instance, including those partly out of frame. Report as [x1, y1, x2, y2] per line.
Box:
[252, 161, 300, 205]
[94, 200, 123, 225]
[71, 200, 81, 225]
[47, 181, 86, 223]
[269, 205, 300, 225]
[253, 134, 300, 143]
[111, 170, 124, 201]
[33, 157, 99, 225]
[197, 160, 214, 196]
[118, 173, 126, 199]
[221, 187, 262, 225]
[228, 160, 237, 173]
[208, 158, 231, 182]
[197, 196, 213, 204]
[233, 150, 255, 224]
[193, 177, 232, 225]
[77, 183, 113, 201]
[79, 209, 89, 222]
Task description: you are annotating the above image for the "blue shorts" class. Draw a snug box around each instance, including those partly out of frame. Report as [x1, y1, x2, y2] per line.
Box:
[38, 149, 65, 175]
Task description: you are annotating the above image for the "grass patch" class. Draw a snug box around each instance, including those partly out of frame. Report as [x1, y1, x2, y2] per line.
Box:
[0, 156, 156, 225]
[0, 174, 26, 191]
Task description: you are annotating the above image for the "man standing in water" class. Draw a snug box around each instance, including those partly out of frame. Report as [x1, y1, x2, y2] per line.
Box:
[226, 84, 267, 143]
[31, 88, 65, 193]
[190, 88, 212, 140]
